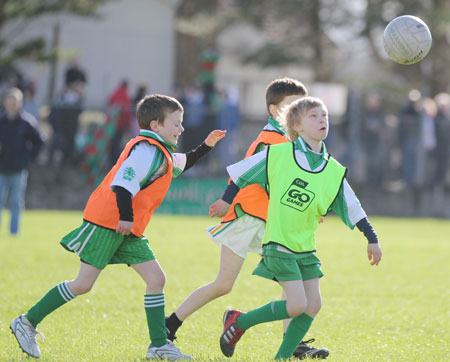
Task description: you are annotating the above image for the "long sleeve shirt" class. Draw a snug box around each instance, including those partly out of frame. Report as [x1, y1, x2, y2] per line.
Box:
[110, 130, 212, 221]
[0, 111, 43, 173]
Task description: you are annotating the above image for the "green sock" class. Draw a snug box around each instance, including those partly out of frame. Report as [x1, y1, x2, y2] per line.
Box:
[26, 281, 76, 328]
[144, 293, 167, 347]
[236, 300, 290, 331]
[275, 313, 314, 360]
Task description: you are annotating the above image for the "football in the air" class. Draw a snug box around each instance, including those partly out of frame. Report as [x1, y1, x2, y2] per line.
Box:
[382, 15, 432, 65]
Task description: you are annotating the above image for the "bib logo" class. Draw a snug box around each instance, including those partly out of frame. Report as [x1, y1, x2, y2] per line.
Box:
[123, 167, 136, 181]
[280, 178, 315, 212]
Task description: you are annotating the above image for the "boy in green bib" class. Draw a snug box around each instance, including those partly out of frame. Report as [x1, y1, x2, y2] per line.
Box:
[219, 96, 382, 360]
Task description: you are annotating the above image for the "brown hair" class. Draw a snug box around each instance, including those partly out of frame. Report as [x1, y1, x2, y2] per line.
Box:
[136, 94, 183, 129]
[265, 77, 308, 115]
[283, 96, 327, 141]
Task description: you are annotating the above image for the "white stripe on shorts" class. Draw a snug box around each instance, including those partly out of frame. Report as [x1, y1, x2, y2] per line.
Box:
[66, 222, 91, 249]
[76, 225, 97, 256]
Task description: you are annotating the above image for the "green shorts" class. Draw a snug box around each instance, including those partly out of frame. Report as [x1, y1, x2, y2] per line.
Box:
[60, 221, 155, 269]
[253, 252, 323, 282]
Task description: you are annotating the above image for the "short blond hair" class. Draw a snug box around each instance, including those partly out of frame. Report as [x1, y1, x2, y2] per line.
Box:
[282, 96, 327, 141]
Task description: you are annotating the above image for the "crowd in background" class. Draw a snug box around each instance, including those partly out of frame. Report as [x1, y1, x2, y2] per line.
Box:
[357, 89, 450, 193]
[0, 61, 450, 234]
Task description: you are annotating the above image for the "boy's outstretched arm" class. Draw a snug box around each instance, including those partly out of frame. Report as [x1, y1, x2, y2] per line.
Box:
[205, 129, 226, 147]
[177, 130, 226, 175]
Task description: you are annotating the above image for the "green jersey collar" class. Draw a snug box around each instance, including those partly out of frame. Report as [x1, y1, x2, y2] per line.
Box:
[267, 117, 286, 135]
[139, 129, 176, 152]
[294, 136, 329, 160]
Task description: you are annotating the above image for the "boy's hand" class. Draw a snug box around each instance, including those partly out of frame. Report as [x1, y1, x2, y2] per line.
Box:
[367, 243, 382, 266]
[205, 130, 227, 147]
[319, 216, 324, 224]
[209, 199, 231, 217]
[116, 220, 133, 235]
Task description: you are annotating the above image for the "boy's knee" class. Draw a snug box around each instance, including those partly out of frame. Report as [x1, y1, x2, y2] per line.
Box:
[214, 281, 234, 297]
[148, 272, 166, 290]
[287, 301, 307, 317]
[306, 299, 322, 317]
[68, 281, 93, 296]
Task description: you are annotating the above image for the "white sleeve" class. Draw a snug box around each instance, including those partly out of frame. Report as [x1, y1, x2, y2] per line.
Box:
[226, 149, 268, 187]
[110, 143, 158, 197]
[172, 153, 187, 178]
[342, 179, 367, 225]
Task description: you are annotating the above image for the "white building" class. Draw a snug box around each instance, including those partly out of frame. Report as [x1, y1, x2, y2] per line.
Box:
[6, 0, 179, 108]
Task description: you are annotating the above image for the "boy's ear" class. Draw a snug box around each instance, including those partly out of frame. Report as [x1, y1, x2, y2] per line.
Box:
[150, 120, 159, 132]
[293, 121, 303, 134]
[269, 104, 278, 118]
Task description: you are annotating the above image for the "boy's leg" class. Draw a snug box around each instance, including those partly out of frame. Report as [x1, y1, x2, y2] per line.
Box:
[280, 284, 328, 359]
[11, 262, 101, 358]
[132, 259, 167, 347]
[26, 261, 101, 327]
[234, 279, 305, 331]
[132, 260, 192, 360]
[167, 245, 245, 340]
[219, 281, 301, 357]
[275, 278, 320, 360]
[292, 278, 328, 359]
[167, 212, 265, 341]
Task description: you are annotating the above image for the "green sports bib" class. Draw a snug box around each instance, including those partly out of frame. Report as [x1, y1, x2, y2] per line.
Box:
[263, 142, 346, 253]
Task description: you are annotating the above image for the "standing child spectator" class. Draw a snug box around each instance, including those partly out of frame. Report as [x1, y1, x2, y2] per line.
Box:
[218, 96, 382, 360]
[0, 87, 43, 235]
[10, 94, 226, 360]
[165, 78, 328, 358]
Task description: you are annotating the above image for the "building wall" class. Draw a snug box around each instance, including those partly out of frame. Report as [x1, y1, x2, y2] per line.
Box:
[10, 0, 179, 108]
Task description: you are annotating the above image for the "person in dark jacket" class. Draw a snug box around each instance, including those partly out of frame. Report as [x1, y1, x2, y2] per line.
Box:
[0, 87, 43, 235]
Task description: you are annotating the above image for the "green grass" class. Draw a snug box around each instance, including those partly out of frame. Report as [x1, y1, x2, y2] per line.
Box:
[1, 211, 449, 361]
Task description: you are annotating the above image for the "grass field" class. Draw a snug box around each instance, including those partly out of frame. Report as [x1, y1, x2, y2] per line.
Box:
[1, 211, 449, 361]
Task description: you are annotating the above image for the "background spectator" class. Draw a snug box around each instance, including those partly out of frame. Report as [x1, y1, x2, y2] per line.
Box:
[65, 58, 87, 88]
[216, 86, 240, 170]
[107, 80, 132, 166]
[131, 84, 148, 137]
[398, 90, 423, 187]
[361, 93, 386, 186]
[0, 88, 43, 235]
[181, 86, 207, 153]
[48, 82, 84, 166]
[417, 97, 437, 186]
[22, 80, 40, 123]
[433, 93, 450, 187]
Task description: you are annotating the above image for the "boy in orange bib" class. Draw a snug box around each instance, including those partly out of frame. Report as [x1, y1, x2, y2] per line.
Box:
[10, 94, 225, 360]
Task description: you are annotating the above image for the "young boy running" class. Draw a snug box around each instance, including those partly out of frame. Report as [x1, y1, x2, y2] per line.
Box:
[219, 96, 382, 360]
[166, 78, 328, 358]
[10, 94, 225, 360]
